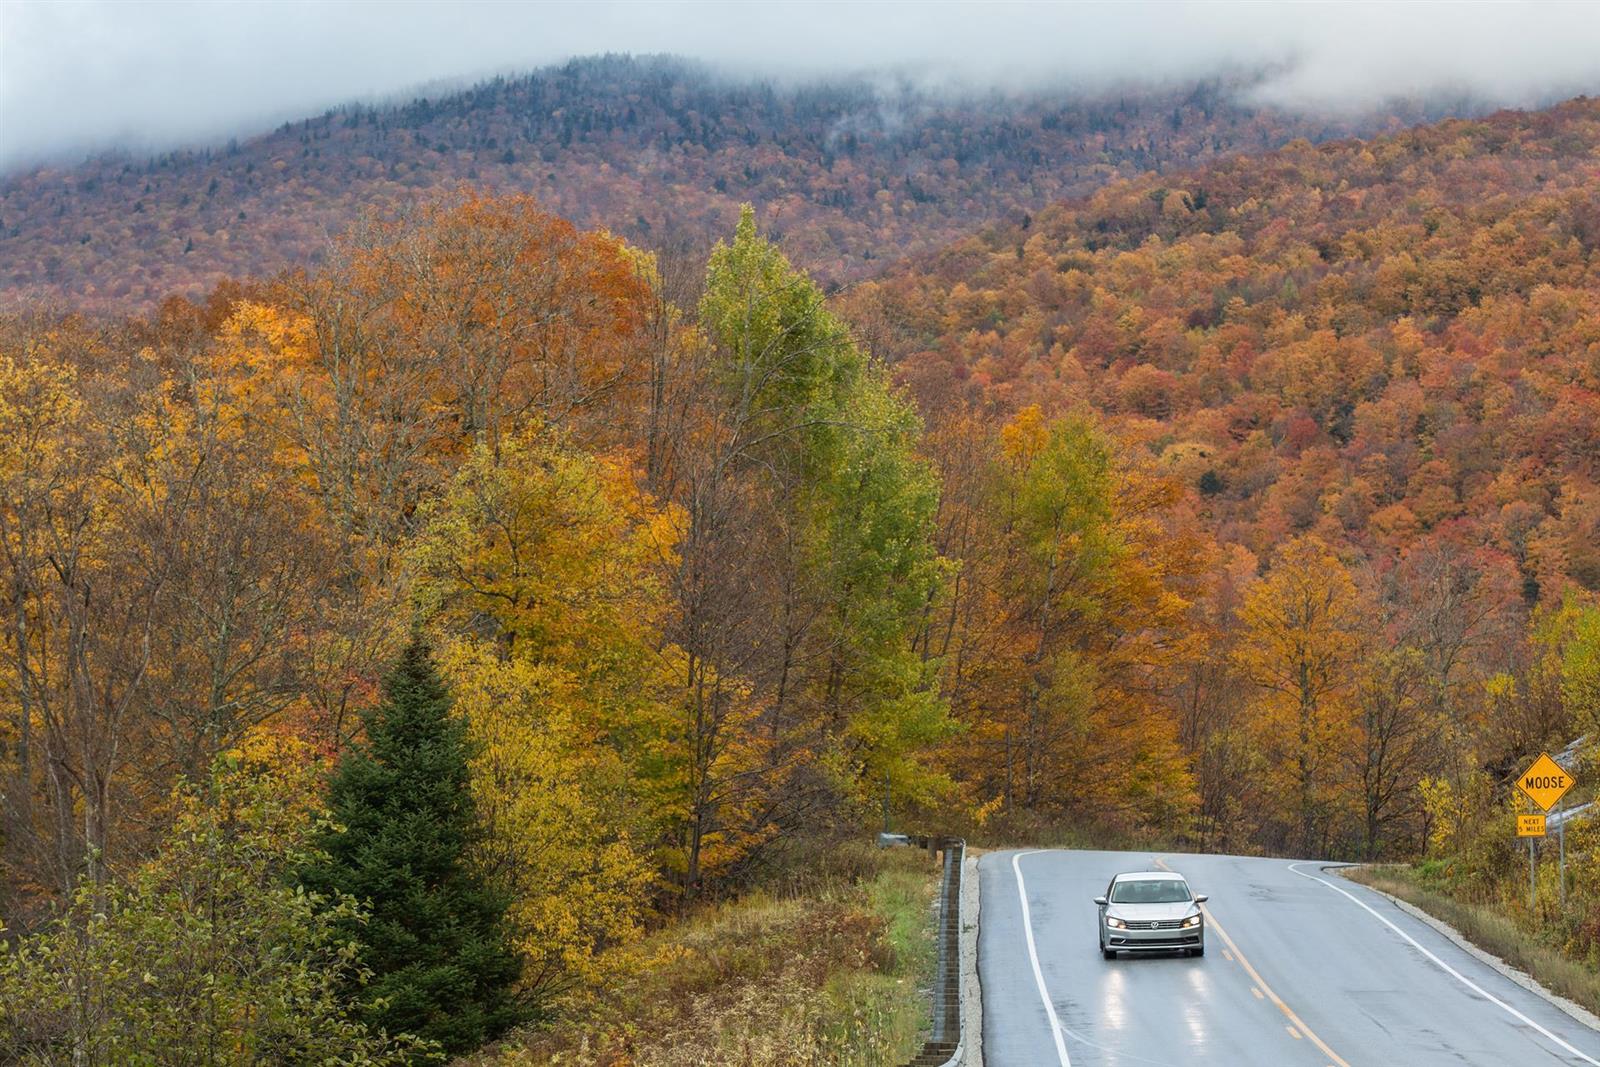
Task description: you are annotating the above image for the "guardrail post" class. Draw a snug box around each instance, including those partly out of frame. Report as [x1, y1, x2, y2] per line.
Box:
[900, 836, 965, 1067]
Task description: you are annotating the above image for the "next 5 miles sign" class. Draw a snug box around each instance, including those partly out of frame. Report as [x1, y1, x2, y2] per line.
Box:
[1517, 752, 1575, 813]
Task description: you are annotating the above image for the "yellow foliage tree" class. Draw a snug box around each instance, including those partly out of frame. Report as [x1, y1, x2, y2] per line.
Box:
[410, 423, 682, 999]
[1235, 536, 1366, 854]
[437, 641, 655, 999]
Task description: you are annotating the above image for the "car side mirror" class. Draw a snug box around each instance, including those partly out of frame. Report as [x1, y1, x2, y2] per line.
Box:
[1093, 896, 1108, 906]
[1194, 894, 1209, 904]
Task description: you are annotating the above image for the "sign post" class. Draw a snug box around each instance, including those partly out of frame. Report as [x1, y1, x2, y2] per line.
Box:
[1514, 752, 1577, 913]
[1518, 809, 1545, 908]
[1559, 800, 1567, 908]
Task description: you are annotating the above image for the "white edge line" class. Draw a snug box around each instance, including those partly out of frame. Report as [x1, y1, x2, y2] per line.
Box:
[1012, 850, 1073, 1066]
[1378, 881, 1600, 1033]
[1288, 862, 1600, 1066]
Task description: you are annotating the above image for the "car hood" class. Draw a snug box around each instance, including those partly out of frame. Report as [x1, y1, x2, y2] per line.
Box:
[1106, 902, 1199, 921]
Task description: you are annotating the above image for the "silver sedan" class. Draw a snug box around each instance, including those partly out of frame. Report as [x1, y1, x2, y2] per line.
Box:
[1095, 871, 1207, 958]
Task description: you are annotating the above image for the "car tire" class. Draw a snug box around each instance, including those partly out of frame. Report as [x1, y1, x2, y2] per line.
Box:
[1191, 944, 1204, 958]
[1102, 947, 1116, 960]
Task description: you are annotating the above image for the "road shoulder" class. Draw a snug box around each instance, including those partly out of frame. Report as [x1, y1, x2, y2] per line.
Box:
[960, 850, 984, 1067]
[1332, 865, 1600, 1035]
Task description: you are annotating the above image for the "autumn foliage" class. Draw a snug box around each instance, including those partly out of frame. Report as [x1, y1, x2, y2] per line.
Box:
[1, 197, 954, 1053]
[0, 56, 1427, 313]
[847, 97, 1600, 853]
[4, 91, 1600, 1055]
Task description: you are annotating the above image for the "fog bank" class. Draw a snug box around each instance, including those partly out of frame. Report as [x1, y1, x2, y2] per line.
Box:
[4, 0, 1599, 171]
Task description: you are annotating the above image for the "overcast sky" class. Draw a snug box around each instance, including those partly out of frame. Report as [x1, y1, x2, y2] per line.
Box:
[4, 0, 1600, 172]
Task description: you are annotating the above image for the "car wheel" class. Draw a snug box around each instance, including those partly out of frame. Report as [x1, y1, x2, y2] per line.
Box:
[1102, 946, 1117, 960]
[1191, 944, 1204, 958]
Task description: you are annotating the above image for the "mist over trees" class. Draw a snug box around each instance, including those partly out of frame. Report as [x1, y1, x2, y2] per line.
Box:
[0, 55, 1444, 313]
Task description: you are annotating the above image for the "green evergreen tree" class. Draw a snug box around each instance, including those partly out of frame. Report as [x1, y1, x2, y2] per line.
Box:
[0, 754, 428, 1066]
[302, 636, 523, 1056]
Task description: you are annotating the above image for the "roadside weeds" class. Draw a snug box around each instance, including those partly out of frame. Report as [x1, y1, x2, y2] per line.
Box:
[463, 843, 940, 1066]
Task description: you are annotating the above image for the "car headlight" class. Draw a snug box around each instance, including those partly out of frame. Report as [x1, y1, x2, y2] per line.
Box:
[1106, 917, 1126, 929]
[1182, 914, 1202, 928]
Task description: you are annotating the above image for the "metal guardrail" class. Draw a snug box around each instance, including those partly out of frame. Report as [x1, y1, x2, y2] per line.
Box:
[897, 835, 965, 1067]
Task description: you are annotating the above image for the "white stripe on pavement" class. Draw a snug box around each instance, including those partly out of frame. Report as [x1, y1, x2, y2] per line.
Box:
[1288, 862, 1600, 1066]
[1012, 850, 1073, 1066]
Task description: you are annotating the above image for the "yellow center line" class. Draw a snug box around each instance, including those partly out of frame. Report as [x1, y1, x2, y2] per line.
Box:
[1154, 858, 1351, 1067]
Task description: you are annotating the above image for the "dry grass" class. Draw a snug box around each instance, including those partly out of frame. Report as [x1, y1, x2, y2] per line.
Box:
[466, 844, 939, 1066]
[1346, 864, 1600, 1017]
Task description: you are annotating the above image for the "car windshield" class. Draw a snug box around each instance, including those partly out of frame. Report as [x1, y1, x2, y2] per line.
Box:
[1111, 878, 1192, 904]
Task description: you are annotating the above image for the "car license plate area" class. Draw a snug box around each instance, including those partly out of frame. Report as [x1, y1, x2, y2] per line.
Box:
[1109, 934, 1200, 947]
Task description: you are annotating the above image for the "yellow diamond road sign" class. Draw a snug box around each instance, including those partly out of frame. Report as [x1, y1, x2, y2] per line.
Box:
[1516, 752, 1575, 812]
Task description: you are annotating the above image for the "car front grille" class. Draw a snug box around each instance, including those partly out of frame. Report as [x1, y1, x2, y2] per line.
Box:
[1123, 919, 1186, 930]
[1109, 934, 1200, 946]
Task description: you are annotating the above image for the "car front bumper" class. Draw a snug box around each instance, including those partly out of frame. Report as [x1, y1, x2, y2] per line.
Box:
[1105, 924, 1203, 951]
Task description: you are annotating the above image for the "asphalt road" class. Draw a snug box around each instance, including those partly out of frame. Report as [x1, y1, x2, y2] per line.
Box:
[978, 848, 1600, 1066]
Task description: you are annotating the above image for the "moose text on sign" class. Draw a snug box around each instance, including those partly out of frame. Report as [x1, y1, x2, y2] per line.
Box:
[1516, 752, 1575, 812]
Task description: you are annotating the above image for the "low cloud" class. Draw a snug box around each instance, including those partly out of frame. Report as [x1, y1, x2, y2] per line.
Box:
[3, 0, 1598, 171]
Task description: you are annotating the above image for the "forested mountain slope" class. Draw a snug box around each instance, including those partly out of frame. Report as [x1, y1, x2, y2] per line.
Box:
[831, 99, 1600, 880]
[846, 96, 1600, 596]
[1, 54, 1431, 311]
[7, 88, 1600, 1057]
